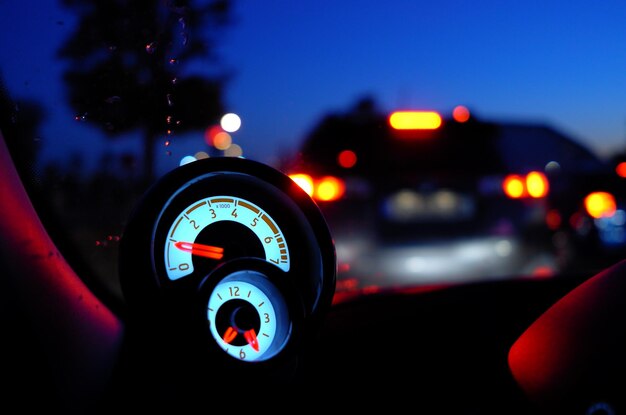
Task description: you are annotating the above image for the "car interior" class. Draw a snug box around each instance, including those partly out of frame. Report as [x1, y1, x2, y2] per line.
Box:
[3, 1, 626, 414]
[2, 126, 626, 413]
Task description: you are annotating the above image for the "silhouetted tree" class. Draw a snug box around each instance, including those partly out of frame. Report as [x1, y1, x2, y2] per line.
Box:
[0, 76, 44, 188]
[57, 0, 232, 182]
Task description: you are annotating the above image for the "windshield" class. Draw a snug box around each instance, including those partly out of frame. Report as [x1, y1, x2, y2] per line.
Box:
[2, 1, 626, 305]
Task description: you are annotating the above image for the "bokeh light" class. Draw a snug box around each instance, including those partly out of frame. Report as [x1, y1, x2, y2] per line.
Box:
[213, 131, 232, 150]
[179, 155, 197, 166]
[220, 113, 242, 132]
[503, 175, 525, 198]
[224, 144, 243, 157]
[289, 173, 314, 196]
[389, 111, 442, 130]
[338, 149, 357, 168]
[452, 105, 470, 123]
[526, 171, 549, 198]
[204, 125, 222, 146]
[585, 192, 616, 219]
[316, 176, 345, 201]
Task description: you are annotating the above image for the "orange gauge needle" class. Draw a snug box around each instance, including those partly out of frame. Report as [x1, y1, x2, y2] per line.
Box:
[174, 241, 224, 260]
[222, 326, 237, 344]
[244, 329, 259, 352]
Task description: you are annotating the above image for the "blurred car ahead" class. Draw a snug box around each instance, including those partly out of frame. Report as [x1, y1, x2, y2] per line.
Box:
[283, 98, 626, 291]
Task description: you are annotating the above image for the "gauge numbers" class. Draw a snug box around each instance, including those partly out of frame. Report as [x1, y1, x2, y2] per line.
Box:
[165, 196, 291, 280]
[207, 272, 291, 362]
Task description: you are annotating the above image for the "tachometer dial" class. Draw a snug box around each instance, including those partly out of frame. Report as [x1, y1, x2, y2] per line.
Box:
[164, 195, 290, 282]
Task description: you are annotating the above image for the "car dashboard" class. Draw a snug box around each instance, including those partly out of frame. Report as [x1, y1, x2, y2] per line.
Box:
[1, 130, 625, 414]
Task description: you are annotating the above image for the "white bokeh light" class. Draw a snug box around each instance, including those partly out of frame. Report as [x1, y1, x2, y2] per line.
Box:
[179, 155, 197, 166]
[220, 113, 242, 133]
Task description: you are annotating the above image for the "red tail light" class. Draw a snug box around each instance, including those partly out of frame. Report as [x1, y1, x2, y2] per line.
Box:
[526, 171, 549, 198]
[503, 175, 525, 199]
[584, 191, 616, 219]
[502, 171, 549, 199]
[289, 173, 345, 202]
[389, 111, 442, 130]
[616, 161, 626, 178]
[316, 176, 345, 201]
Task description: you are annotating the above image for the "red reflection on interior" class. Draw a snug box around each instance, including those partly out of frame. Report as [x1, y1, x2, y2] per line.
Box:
[0, 133, 123, 402]
[338, 263, 351, 273]
[531, 265, 555, 278]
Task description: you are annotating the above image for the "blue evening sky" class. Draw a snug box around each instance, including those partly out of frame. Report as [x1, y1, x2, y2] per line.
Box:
[2, 0, 626, 174]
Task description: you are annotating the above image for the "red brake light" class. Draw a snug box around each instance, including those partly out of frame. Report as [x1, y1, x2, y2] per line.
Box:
[389, 111, 442, 130]
[526, 171, 549, 198]
[502, 171, 549, 199]
[452, 105, 471, 123]
[289, 173, 345, 202]
[316, 176, 345, 202]
[584, 191, 616, 219]
[337, 149, 357, 168]
[503, 175, 525, 199]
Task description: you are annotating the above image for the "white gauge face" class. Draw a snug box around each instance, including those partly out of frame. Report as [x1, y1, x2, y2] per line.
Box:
[164, 195, 291, 281]
[207, 272, 291, 362]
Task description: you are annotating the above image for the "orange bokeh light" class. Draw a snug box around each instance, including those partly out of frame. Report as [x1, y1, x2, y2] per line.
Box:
[213, 131, 232, 150]
[503, 171, 549, 199]
[584, 191, 616, 219]
[316, 176, 345, 202]
[526, 171, 549, 198]
[503, 175, 525, 199]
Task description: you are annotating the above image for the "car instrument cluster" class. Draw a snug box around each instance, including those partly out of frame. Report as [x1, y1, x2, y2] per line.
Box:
[118, 156, 336, 381]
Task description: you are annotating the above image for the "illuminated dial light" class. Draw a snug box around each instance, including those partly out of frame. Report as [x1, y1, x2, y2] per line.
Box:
[207, 273, 290, 362]
[208, 280, 278, 361]
[165, 196, 290, 280]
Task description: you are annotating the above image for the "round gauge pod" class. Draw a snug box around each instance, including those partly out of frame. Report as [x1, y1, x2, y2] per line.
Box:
[118, 156, 336, 380]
